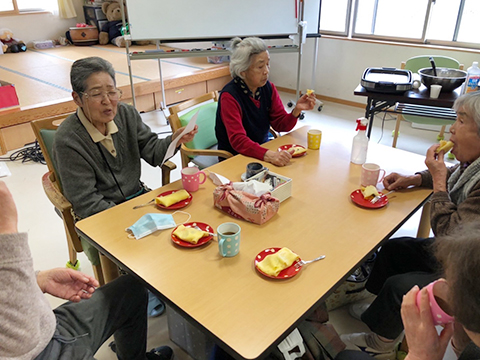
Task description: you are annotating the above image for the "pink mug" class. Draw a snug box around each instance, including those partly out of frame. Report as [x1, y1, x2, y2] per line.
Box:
[181, 167, 206, 192]
[416, 279, 454, 325]
[361, 163, 386, 187]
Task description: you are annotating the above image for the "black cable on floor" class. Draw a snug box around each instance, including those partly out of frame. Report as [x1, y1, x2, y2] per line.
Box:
[0, 141, 45, 164]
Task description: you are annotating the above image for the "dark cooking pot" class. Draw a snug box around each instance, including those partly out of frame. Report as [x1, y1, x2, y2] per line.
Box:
[418, 67, 467, 92]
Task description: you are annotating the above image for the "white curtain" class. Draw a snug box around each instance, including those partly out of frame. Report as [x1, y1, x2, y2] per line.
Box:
[57, 0, 76, 18]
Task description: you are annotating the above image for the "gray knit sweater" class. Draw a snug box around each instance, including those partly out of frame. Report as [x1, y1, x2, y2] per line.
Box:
[52, 103, 173, 219]
[0, 233, 56, 360]
[418, 164, 480, 236]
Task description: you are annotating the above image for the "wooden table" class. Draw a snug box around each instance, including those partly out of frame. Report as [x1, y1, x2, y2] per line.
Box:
[354, 84, 460, 138]
[76, 126, 432, 359]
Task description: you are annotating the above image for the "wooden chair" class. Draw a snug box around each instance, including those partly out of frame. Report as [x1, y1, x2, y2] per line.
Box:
[392, 55, 464, 148]
[168, 91, 233, 169]
[31, 114, 176, 285]
[168, 91, 279, 169]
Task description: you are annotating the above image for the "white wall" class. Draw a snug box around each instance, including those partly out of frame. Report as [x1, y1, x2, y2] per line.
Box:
[1, 0, 84, 46]
[269, 37, 480, 105]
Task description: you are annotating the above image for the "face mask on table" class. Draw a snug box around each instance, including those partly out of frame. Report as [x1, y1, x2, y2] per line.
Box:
[126, 213, 178, 240]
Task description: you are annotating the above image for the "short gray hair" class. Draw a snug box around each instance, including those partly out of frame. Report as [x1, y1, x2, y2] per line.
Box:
[229, 37, 268, 79]
[453, 91, 480, 135]
[70, 57, 116, 94]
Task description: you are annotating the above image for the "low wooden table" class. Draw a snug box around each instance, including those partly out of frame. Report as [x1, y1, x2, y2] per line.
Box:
[77, 126, 432, 359]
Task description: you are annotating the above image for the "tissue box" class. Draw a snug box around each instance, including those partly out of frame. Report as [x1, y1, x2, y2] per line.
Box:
[247, 170, 292, 202]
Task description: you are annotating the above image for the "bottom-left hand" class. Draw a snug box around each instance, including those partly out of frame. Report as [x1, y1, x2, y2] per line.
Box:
[37, 268, 99, 302]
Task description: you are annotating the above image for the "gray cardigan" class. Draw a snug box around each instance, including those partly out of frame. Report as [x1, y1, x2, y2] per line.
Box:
[53, 103, 173, 219]
[418, 164, 480, 236]
[0, 233, 56, 359]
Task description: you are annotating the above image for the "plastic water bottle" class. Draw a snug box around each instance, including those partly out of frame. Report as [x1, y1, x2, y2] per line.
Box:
[351, 117, 369, 164]
[464, 61, 480, 94]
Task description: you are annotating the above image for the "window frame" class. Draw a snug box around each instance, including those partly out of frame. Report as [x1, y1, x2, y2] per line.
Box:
[350, 0, 434, 44]
[0, 0, 51, 15]
[320, 0, 480, 51]
[318, 0, 353, 37]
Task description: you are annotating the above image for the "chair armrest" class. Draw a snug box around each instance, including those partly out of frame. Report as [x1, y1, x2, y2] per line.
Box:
[181, 144, 233, 159]
[42, 172, 84, 253]
[161, 160, 177, 186]
[42, 172, 72, 212]
[269, 127, 279, 139]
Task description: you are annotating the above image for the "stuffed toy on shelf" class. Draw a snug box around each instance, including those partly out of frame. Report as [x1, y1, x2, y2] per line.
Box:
[98, 0, 149, 47]
[0, 28, 27, 53]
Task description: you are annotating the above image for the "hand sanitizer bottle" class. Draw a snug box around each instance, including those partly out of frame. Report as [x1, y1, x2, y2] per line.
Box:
[351, 117, 369, 164]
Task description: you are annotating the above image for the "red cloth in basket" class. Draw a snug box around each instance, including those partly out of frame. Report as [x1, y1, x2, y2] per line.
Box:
[213, 183, 280, 224]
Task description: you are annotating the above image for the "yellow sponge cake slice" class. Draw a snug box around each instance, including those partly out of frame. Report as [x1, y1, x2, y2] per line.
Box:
[257, 247, 300, 277]
[173, 225, 209, 244]
[155, 189, 189, 207]
[291, 146, 307, 156]
[435, 140, 454, 154]
[361, 185, 379, 200]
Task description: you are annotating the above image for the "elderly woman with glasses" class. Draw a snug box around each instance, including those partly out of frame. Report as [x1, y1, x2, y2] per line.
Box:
[52, 56, 197, 269]
[215, 37, 316, 167]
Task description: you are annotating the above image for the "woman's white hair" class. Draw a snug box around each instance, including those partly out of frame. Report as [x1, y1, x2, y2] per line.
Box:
[229, 37, 268, 79]
[454, 91, 480, 135]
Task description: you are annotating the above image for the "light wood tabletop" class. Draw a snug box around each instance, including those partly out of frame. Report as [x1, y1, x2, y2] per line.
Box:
[76, 126, 432, 359]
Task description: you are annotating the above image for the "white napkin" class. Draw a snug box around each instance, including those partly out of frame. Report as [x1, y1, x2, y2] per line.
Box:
[233, 180, 271, 196]
[209, 172, 230, 186]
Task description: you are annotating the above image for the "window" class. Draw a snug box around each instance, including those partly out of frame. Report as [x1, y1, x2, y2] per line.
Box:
[0, 0, 57, 14]
[353, 0, 430, 40]
[320, 0, 480, 49]
[319, 0, 352, 35]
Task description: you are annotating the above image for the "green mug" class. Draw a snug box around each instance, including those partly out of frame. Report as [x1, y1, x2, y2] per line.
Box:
[217, 222, 241, 257]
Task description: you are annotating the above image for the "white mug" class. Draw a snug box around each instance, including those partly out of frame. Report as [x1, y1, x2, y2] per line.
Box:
[361, 163, 386, 187]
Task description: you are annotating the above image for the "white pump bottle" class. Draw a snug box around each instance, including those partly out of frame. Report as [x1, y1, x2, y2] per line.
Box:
[350, 117, 369, 164]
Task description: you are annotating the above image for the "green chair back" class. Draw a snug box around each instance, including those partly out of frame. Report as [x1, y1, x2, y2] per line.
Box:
[402, 55, 460, 126]
[39, 128, 63, 188]
[179, 102, 218, 154]
[405, 55, 460, 73]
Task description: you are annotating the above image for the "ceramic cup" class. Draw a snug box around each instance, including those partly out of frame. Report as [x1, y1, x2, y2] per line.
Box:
[430, 84, 442, 99]
[360, 163, 386, 187]
[181, 167, 206, 192]
[416, 279, 454, 325]
[217, 222, 241, 257]
[246, 162, 265, 179]
[307, 129, 322, 150]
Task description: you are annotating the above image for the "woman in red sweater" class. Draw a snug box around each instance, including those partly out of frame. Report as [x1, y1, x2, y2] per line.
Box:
[215, 37, 316, 167]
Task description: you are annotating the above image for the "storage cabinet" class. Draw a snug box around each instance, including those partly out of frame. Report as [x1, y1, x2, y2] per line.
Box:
[83, 5, 107, 31]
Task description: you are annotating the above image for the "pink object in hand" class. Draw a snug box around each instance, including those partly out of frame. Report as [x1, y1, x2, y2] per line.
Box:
[181, 167, 206, 192]
[416, 280, 454, 325]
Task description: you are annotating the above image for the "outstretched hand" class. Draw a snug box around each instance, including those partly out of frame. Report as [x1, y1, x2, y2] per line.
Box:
[383, 172, 422, 191]
[292, 93, 316, 117]
[37, 268, 99, 302]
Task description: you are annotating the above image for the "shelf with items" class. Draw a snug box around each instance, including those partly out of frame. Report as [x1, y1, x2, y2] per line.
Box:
[83, 4, 107, 30]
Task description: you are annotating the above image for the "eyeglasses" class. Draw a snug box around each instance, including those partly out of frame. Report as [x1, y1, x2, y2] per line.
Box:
[81, 88, 122, 102]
